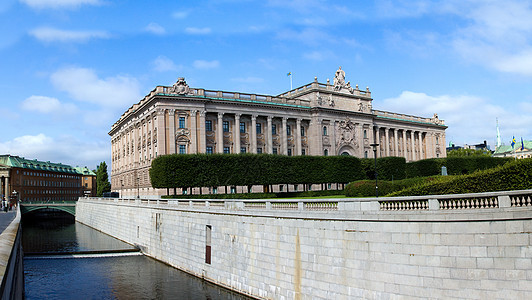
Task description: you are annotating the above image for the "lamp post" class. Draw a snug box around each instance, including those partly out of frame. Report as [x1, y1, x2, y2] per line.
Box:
[370, 143, 379, 197]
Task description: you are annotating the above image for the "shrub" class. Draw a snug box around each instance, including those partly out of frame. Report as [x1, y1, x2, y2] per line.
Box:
[390, 158, 532, 196]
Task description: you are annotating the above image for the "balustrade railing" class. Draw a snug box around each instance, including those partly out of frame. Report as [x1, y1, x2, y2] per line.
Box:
[87, 189, 532, 213]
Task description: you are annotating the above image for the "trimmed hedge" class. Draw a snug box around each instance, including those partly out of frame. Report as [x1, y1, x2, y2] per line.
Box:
[162, 189, 344, 199]
[344, 176, 439, 197]
[150, 153, 365, 190]
[390, 158, 532, 196]
[405, 157, 511, 177]
[360, 156, 406, 181]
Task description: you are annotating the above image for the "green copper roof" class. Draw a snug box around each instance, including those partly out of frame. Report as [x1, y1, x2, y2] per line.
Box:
[494, 140, 531, 154]
[0, 155, 86, 175]
[74, 166, 96, 176]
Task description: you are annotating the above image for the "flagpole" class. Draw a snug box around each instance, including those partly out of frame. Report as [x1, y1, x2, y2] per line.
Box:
[290, 73, 293, 90]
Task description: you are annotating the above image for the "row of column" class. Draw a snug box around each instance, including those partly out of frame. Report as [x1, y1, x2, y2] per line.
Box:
[374, 126, 440, 161]
[206, 112, 306, 155]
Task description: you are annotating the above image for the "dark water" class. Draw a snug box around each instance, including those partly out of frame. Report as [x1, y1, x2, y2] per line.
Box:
[23, 213, 251, 300]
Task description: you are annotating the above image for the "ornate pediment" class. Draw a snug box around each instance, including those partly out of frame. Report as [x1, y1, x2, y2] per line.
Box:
[168, 77, 193, 95]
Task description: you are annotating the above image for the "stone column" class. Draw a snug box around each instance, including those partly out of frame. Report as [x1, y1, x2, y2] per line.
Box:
[384, 127, 390, 157]
[295, 119, 302, 155]
[419, 132, 424, 160]
[234, 114, 241, 154]
[217, 112, 224, 153]
[168, 109, 176, 154]
[282, 117, 288, 155]
[5, 177, 9, 197]
[156, 109, 166, 155]
[394, 129, 398, 157]
[199, 111, 206, 153]
[251, 115, 257, 153]
[331, 120, 337, 155]
[411, 131, 416, 161]
[266, 116, 273, 154]
[308, 117, 321, 156]
[190, 110, 197, 154]
[402, 130, 407, 160]
[374, 126, 380, 159]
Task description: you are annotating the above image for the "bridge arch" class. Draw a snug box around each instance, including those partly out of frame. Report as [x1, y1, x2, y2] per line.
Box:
[20, 203, 76, 216]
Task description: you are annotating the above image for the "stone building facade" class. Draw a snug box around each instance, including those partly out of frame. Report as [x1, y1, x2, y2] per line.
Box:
[110, 68, 447, 197]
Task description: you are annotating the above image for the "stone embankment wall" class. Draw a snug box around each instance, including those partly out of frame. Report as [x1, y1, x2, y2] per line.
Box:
[0, 207, 24, 299]
[76, 191, 532, 299]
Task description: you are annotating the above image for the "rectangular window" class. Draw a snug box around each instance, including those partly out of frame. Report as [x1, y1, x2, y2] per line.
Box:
[206, 120, 213, 132]
[287, 125, 291, 136]
[272, 124, 277, 135]
[288, 149, 292, 156]
[206, 146, 213, 154]
[179, 145, 186, 154]
[273, 148, 278, 155]
[240, 122, 246, 133]
[256, 123, 262, 134]
[179, 117, 185, 129]
[223, 121, 229, 132]
[257, 147, 263, 154]
[301, 126, 305, 137]
[240, 147, 246, 153]
[223, 147, 230, 154]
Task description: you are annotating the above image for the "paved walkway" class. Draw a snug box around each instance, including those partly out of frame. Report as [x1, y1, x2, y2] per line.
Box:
[0, 209, 16, 235]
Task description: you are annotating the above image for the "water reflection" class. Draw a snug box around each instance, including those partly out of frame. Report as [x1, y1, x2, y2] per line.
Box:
[23, 212, 251, 300]
[23, 214, 135, 253]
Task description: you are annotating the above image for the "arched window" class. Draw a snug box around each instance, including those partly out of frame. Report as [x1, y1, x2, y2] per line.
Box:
[323, 126, 328, 136]
[324, 149, 329, 156]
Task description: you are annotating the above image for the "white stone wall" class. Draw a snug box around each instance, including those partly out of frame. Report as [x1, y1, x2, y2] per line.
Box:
[76, 199, 532, 299]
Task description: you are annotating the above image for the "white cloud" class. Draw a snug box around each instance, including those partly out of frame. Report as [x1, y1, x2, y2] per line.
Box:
[378, 91, 531, 147]
[20, 0, 101, 9]
[449, 0, 532, 76]
[276, 28, 332, 46]
[172, 11, 188, 19]
[152, 56, 181, 72]
[21, 95, 77, 114]
[185, 27, 211, 35]
[0, 133, 108, 168]
[144, 23, 166, 35]
[30, 27, 109, 43]
[50, 67, 142, 109]
[193, 60, 219, 69]
[303, 50, 332, 61]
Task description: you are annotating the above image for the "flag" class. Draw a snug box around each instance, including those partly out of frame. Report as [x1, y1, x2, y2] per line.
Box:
[287, 72, 291, 76]
[511, 136, 516, 148]
[522, 137, 525, 150]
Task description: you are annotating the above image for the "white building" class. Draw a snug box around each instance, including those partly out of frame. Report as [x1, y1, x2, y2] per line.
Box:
[110, 68, 447, 197]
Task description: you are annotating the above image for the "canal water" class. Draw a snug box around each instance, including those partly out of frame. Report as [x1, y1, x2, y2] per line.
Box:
[22, 212, 251, 299]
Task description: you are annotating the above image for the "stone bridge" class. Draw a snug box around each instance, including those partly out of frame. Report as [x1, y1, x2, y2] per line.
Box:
[20, 202, 76, 216]
[76, 190, 532, 299]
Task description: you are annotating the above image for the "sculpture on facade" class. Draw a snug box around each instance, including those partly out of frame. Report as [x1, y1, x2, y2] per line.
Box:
[169, 77, 192, 95]
[336, 119, 358, 148]
[334, 66, 345, 87]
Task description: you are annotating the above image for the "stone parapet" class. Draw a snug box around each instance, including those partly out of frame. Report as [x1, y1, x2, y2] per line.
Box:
[77, 190, 532, 299]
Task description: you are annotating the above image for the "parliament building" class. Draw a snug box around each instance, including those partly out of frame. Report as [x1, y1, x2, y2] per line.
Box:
[110, 68, 447, 197]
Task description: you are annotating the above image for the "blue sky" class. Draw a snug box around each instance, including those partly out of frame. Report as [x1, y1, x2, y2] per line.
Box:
[1, 0, 532, 170]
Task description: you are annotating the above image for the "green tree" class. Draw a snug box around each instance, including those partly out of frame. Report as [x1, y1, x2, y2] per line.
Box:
[96, 161, 111, 196]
